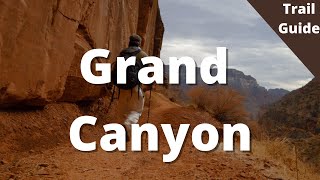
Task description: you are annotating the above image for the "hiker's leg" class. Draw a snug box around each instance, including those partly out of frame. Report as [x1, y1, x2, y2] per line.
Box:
[123, 86, 145, 129]
[135, 86, 145, 115]
[118, 86, 144, 141]
[124, 111, 140, 127]
[116, 89, 130, 124]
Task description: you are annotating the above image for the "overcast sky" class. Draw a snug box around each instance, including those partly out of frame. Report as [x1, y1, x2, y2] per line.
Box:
[158, 0, 314, 90]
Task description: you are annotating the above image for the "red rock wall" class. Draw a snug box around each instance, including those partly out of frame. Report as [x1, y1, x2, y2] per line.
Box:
[0, 0, 164, 107]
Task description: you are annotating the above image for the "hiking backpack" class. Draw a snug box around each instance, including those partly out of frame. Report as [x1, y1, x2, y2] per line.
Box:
[111, 48, 143, 90]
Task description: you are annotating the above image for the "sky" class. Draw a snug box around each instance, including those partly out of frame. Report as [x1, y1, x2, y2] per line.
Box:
[158, 0, 314, 91]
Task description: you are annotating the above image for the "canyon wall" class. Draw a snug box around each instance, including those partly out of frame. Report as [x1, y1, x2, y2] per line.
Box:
[0, 0, 164, 107]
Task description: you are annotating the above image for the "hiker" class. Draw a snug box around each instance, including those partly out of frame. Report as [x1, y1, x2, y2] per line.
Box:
[111, 34, 152, 139]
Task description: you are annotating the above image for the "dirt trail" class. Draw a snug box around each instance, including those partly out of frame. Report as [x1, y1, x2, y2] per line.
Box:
[1, 93, 292, 179]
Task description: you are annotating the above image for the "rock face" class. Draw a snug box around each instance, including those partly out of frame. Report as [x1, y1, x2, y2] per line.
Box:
[262, 78, 320, 134]
[0, 0, 164, 107]
[226, 69, 289, 116]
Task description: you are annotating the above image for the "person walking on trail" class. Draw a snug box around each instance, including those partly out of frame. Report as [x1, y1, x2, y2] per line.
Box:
[111, 34, 152, 139]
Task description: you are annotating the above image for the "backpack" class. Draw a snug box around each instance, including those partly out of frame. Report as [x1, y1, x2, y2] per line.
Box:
[111, 47, 143, 90]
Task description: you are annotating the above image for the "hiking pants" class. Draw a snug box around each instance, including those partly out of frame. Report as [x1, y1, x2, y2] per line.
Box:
[117, 86, 145, 129]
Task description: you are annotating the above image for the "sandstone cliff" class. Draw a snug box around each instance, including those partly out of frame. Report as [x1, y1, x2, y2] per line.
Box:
[0, 0, 164, 107]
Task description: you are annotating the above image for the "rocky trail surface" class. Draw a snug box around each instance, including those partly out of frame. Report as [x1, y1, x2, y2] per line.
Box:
[0, 93, 293, 179]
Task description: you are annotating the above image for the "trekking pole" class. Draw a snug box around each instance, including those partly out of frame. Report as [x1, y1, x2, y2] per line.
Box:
[294, 144, 299, 180]
[146, 85, 152, 124]
[106, 85, 115, 114]
[144, 86, 152, 148]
